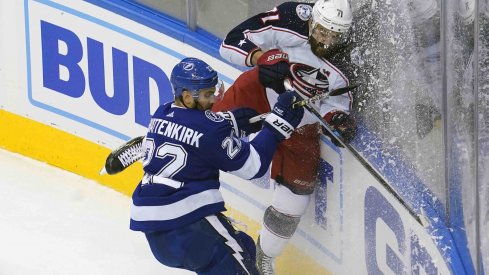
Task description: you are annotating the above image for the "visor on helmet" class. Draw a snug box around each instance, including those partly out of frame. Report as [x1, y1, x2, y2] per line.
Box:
[189, 80, 224, 100]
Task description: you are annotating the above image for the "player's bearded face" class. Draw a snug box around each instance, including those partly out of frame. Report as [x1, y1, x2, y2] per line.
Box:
[194, 89, 216, 111]
[194, 82, 223, 111]
[308, 24, 342, 58]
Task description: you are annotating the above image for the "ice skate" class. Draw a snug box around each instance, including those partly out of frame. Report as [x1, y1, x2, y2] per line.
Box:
[256, 236, 276, 275]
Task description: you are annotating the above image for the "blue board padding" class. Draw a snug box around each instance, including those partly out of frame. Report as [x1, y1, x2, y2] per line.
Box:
[352, 119, 469, 274]
[448, 133, 476, 274]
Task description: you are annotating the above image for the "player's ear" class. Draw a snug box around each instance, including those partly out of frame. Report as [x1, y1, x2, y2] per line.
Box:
[182, 90, 195, 106]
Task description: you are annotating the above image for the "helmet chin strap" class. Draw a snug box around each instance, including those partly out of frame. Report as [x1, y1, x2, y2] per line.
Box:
[308, 19, 315, 36]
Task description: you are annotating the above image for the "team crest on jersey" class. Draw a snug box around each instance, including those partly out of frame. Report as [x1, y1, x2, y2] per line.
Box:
[296, 4, 312, 21]
[205, 110, 225, 122]
[289, 63, 329, 98]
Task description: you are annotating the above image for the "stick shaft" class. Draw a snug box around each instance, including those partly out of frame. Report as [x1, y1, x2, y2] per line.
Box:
[282, 81, 426, 226]
[248, 84, 358, 123]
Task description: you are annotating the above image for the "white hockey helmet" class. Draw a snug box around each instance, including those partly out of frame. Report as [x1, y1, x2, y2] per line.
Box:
[311, 0, 353, 33]
[407, 0, 438, 23]
[458, 0, 475, 25]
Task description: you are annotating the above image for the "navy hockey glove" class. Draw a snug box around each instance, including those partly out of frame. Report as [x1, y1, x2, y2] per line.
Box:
[264, 91, 304, 141]
[324, 111, 357, 144]
[257, 49, 290, 94]
[217, 107, 262, 137]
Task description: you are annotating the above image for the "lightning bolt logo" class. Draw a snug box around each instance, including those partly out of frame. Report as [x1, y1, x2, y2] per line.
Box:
[205, 216, 250, 274]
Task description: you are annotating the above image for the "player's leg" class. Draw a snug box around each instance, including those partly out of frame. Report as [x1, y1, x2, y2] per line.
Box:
[256, 184, 311, 274]
[144, 214, 258, 274]
[144, 227, 191, 269]
[272, 123, 321, 194]
[256, 124, 321, 273]
[201, 214, 258, 275]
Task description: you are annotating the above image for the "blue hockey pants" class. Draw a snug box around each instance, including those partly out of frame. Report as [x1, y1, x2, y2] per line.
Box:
[144, 213, 258, 275]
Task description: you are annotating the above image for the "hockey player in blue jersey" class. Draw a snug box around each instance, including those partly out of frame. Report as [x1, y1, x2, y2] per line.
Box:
[129, 57, 304, 275]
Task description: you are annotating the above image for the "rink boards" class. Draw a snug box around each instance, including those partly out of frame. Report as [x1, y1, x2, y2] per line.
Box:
[0, 0, 463, 274]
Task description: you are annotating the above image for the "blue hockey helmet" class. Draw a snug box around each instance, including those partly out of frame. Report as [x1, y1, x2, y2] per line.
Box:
[170, 57, 219, 97]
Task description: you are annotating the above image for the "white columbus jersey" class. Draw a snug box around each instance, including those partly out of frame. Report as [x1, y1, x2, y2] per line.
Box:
[220, 2, 352, 120]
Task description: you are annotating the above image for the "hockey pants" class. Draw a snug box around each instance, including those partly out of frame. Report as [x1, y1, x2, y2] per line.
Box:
[144, 213, 258, 275]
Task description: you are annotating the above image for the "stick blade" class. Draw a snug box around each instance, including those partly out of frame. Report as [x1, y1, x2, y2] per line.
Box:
[329, 84, 360, 96]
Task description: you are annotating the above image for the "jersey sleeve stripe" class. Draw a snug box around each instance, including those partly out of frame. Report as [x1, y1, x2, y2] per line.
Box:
[244, 25, 308, 40]
[228, 145, 262, 180]
[220, 41, 249, 55]
[220, 42, 250, 67]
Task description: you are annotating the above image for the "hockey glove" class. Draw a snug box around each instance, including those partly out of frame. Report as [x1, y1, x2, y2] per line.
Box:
[257, 49, 290, 94]
[324, 111, 357, 144]
[264, 91, 304, 141]
[217, 107, 262, 137]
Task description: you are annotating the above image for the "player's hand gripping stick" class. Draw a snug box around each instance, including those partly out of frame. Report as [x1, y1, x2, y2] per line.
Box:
[248, 83, 359, 123]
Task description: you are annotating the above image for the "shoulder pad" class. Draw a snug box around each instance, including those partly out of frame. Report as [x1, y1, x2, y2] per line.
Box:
[295, 3, 313, 21]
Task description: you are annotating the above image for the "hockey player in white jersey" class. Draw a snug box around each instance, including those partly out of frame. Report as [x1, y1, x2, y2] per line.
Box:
[218, 0, 356, 274]
[130, 57, 304, 274]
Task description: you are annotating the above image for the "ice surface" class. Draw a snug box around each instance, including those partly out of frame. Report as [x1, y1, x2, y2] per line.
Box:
[0, 148, 192, 275]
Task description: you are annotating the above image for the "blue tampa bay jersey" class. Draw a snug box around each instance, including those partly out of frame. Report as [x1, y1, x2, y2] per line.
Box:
[130, 102, 280, 232]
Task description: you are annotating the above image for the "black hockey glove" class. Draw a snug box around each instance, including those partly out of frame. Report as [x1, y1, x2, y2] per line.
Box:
[264, 91, 304, 141]
[217, 107, 262, 137]
[324, 111, 357, 145]
[257, 49, 290, 94]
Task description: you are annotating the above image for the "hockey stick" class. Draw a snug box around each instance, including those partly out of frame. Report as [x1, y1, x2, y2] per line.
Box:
[291, 83, 359, 108]
[99, 85, 358, 176]
[283, 80, 429, 227]
[248, 84, 359, 123]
